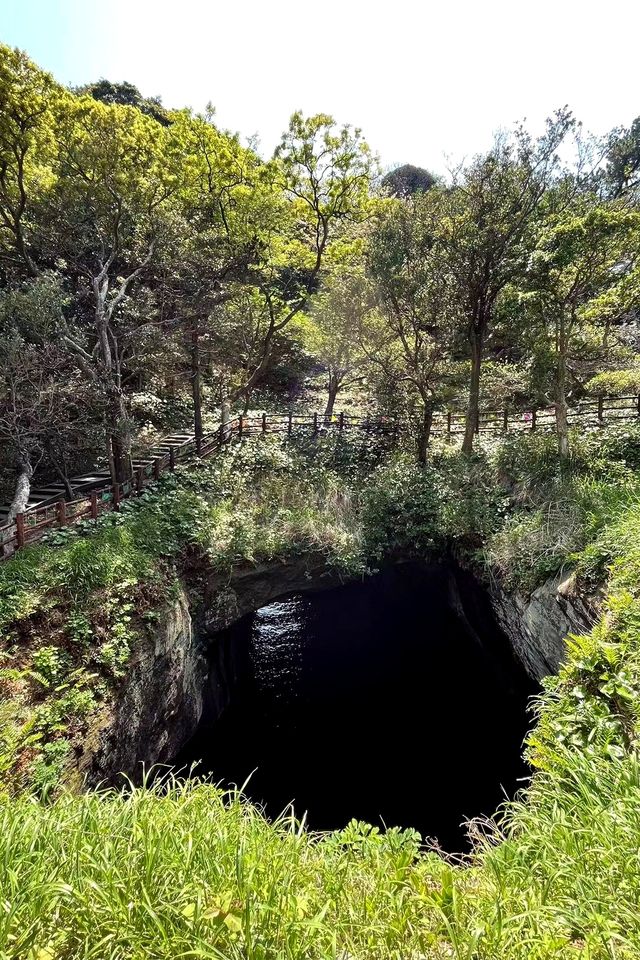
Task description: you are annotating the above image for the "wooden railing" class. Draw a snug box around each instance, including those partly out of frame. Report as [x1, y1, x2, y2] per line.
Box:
[1, 395, 639, 560]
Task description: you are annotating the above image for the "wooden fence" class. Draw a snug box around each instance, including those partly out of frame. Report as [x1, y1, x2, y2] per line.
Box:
[1, 395, 639, 560]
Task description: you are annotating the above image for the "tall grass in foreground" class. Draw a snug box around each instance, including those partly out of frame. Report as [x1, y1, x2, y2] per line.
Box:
[459, 751, 640, 959]
[4, 758, 640, 959]
[0, 777, 450, 960]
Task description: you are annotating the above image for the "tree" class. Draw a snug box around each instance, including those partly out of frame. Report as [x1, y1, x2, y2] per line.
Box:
[604, 117, 640, 200]
[381, 164, 438, 198]
[368, 193, 465, 462]
[517, 197, 640, 457]
[307, 267, 373, 421]
[40, 95, 178, 482]
[159, 108, 263, 444]
[441, 113, 574, 453]
[0, 275, 93, 519]
[211, 112, 375, 424]
[77, 79, 171, 127]
[0, 45, 60, 278]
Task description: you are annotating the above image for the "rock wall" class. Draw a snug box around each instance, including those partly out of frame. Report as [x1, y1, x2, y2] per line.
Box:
[80, 588, 206, 787]
[82, 554, 344, 786]
[200, 554, 344, 634]
[490, 571, 597, 682]
[79, 552, 596, 786]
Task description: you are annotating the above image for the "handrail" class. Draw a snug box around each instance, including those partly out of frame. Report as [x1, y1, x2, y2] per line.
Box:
[1, 394, 639, 560]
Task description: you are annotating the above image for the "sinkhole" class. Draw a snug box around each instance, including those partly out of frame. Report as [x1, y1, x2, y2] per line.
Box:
[177, 562, 537, 851]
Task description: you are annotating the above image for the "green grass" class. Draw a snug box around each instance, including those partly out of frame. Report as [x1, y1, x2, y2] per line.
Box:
[3, 424, 640, 957]
[0, 777, 449, 960]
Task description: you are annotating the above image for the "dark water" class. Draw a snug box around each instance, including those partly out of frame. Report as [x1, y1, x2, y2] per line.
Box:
[177, 563, 536, 850]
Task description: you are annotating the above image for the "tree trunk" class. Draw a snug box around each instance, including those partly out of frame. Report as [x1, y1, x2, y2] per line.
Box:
[221, 396, 231, 440]
[107, 388, 132, 485]
[555, 348, 570, 460]
[46, 447, 74, 499]
[324, 372, 339, 423]
[191, 322, 203, 448]
[463, 327, 483, 455]
[416, 400, 433, 465]
[7, 451, 33, 524]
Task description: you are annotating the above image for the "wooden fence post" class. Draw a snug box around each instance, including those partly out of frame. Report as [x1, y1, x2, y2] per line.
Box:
[169, 446, 176, 471]
[503, 408, 509, 432]
[287, 413, 292, 436]
[339, 411, 344, 432]
[136, 467, 145, 493]
[90, 491, 98, 521]
[239, 416, 244, 438]
[112, 484, 120, 510]
[196, 434, 202, 455]
[262, 412, 267, 433]
[447, 411, 452, 435]
[637, 394, 640, 417]
[153, 458, 161, 481]
[531, 408, 537, 431]
[313, 412, 318, 434]
[16, 513, 25, 550]
[56, 498, 66, 526]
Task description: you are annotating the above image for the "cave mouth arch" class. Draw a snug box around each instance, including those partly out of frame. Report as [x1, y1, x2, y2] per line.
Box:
[176, 561, 537, 852]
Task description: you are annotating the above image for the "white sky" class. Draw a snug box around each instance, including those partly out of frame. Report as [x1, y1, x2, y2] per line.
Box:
[1, 0, 639, 173]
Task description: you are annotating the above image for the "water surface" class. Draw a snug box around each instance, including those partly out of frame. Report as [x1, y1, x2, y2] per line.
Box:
[178, 564, 535, 850]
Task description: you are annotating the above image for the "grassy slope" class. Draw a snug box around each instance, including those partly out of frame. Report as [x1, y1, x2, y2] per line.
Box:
[1, 426, 640, 958]
[0, 436, 365, 794]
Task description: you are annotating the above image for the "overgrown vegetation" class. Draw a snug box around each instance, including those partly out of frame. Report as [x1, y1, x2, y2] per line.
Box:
[0, 435, 370, 792]
[1, 424, 640, 956]
[2, 36, 640, 960]
[2, 43, 640, 514]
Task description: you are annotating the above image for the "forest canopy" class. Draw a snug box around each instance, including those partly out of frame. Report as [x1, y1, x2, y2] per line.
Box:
[1, 43, 639, 517]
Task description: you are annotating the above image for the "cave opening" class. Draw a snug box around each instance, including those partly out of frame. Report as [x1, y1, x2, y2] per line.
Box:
[176, 562, 537, 851]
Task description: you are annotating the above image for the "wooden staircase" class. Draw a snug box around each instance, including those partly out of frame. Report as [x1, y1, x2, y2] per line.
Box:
[0, 432, 199, 522]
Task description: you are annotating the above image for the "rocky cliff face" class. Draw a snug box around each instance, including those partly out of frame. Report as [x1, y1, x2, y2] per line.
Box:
[490, 572, 597, 682]
[200, 555, 343, 634]
[80, 588, 206, 787]
[82, 554, 342, 786]
[80, 554, 596, 786]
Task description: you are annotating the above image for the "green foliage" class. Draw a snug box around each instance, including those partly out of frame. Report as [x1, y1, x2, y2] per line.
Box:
[585, 367, 640, 396]
[30, 739, 71, 798]
[361, 449, 505, 564]
[0, 436, 371, 789]
[0, 780, 448, 959]
[488, 427, 640, 588]
[361, 456, 442, 561]
[1, 43, 640, 954]
[30, 646, 65, 685]
[381, 163, 439, 197]
[459, 750, 640, 958]
[290, 426, 397, 483]
[2, 428, 640, 957]
[78, 77, 171, 126]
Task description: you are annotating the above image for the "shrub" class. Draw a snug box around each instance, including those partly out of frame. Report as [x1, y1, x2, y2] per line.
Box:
[361, 456, 442, 561]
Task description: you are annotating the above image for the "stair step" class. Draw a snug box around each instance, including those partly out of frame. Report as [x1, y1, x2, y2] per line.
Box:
[71, 475, 110, 485]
